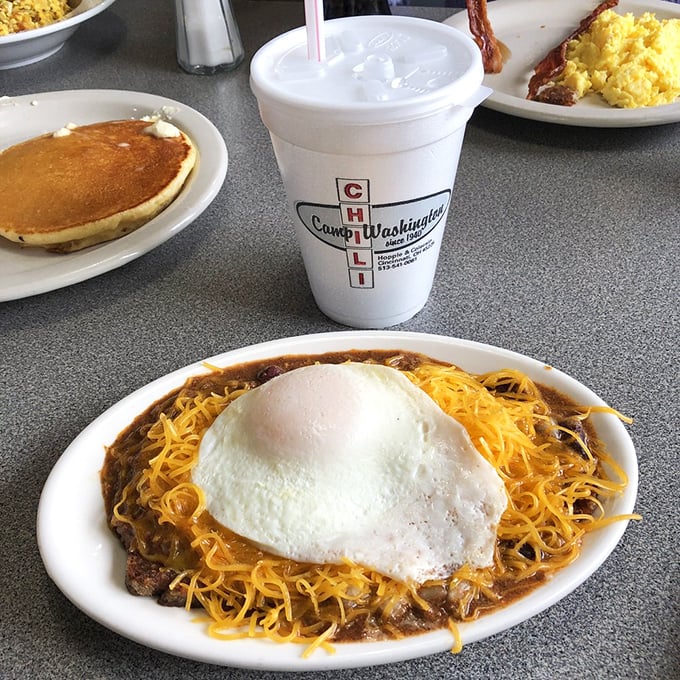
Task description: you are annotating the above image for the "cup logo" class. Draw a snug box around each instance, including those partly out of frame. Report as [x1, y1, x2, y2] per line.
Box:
[296, 183, 450, 290]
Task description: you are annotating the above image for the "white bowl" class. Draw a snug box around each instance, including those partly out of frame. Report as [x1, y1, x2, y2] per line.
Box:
[0, 0, 116, 69]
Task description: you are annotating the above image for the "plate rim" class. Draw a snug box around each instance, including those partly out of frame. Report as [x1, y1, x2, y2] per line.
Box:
[36, 331, 638, 671]
[444, 0, 680, 127]
[0, 89, 228, 302]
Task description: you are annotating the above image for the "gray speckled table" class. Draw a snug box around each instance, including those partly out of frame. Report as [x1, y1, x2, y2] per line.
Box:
[1, 1, 678, 678]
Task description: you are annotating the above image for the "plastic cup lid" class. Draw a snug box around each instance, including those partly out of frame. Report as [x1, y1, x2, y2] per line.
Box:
[250, 15, 485, 125]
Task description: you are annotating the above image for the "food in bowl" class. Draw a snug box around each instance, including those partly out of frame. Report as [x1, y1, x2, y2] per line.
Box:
[0, 117, 196, 253]
[101, 350, 637, 655]
[0, 0, 72, 35]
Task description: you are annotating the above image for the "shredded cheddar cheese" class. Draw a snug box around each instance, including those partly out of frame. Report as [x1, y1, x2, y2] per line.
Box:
[110, 359, 637, 654]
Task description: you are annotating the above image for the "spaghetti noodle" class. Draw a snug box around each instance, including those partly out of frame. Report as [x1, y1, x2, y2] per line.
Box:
[102, 351, 636, 654]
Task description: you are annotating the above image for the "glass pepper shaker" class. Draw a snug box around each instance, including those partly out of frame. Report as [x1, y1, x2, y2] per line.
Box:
[174, 0, 245, 74]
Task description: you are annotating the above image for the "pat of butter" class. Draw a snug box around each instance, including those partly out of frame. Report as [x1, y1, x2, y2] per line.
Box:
[143, 119, 181, 138]
[52, 122, 78, 138]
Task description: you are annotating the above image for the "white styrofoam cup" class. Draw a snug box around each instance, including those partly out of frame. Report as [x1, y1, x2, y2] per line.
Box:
[251, 16, 489, 328]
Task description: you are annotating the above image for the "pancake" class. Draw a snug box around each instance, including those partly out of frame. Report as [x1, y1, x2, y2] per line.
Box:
[0, 119, 197, 253]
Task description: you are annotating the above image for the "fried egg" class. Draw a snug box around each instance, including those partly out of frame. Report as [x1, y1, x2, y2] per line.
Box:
[193, 362, 507, 583]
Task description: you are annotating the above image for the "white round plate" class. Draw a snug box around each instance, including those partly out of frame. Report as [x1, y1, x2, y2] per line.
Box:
[445, 0, 680, 127]
[0, 0, 116, 69]
[0, 90, 228, 302]
[37, 331, 638, 671]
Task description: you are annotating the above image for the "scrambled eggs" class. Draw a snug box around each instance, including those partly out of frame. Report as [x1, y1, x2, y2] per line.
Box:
[558, 9, 680, 108]
[0, 0, 71, 36]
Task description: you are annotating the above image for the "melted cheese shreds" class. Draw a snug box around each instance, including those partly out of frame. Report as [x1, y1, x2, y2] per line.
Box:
[111, 359, 637, 654]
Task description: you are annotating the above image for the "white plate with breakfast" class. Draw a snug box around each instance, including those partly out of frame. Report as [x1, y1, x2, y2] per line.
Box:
[0, 90, 228, 302]
[0, 0, 116, 69]
[444, 0, 680, 127]
[37, 331, 638, 671]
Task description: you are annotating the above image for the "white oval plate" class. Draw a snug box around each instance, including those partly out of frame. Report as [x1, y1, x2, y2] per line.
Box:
[0, 90, 228, 302]
[37, 331, 638, 671]
[0, 0, 116, 69]
[444, 0, 680, 127]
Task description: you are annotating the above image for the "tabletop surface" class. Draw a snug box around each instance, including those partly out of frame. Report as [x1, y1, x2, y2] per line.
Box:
[1, 1, 678, 678]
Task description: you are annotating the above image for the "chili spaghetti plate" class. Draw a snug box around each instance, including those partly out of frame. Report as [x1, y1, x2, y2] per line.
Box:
[37, 331, 638, 671]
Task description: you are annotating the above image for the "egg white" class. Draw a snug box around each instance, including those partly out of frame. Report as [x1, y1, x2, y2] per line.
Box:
[193, 362, 507, 583]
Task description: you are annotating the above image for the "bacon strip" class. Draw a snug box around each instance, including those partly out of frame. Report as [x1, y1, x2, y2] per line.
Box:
[527, 0, 619, 104]
[466, 0, 504, 74]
